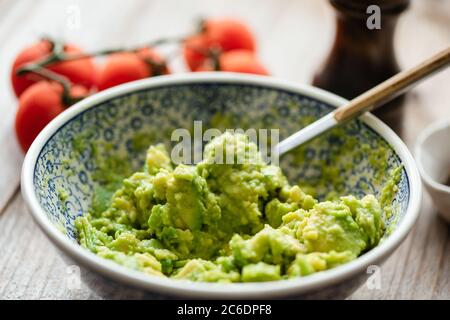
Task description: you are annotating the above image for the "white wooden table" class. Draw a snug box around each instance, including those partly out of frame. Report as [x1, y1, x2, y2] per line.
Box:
[1, 0, 449, 299]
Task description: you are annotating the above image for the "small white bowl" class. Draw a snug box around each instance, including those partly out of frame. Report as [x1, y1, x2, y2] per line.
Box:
[415, 119, 450, 223]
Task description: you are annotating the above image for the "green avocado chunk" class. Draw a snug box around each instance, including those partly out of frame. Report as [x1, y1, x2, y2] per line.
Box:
[75, 132, 398, 282]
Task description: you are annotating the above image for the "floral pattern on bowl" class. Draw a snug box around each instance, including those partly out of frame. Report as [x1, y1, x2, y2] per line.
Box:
[33, 82, 409, 243]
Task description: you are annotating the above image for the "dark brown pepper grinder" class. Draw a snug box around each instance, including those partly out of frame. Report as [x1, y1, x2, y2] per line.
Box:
[313, 0, 410, 136]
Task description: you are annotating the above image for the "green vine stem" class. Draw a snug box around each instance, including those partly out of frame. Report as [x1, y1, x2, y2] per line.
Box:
[16, 36, 187, 76]
[15, 33, 219, 78]
[22, 67, 84, 106]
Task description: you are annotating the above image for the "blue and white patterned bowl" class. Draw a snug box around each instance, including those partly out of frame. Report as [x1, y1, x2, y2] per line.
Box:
[22, 73, 421, 298]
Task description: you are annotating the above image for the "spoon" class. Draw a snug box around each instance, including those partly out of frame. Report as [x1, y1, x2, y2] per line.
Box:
[275, 46, 450, 157]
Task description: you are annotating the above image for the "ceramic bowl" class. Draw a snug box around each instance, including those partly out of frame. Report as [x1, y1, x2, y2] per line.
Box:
[22, 73, 421, 298]
[415, 119, 450, 223]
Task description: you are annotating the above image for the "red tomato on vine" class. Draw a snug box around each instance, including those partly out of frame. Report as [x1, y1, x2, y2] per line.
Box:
[15, 81, 88, 152]
[183, 18, 257, 72]
[11, 39, 97, 97]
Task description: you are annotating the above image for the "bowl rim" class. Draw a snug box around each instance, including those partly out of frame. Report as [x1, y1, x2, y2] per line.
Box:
[21, 72, 422, 298]
[414, 118, 450, 194]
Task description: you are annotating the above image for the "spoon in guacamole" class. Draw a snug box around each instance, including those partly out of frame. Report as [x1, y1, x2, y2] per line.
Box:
[275, 46, 450, 156]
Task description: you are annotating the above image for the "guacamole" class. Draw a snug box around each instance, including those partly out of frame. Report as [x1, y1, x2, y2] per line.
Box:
[75, 133, 396, 282]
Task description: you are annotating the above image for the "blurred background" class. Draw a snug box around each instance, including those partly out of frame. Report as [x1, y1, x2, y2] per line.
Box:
[0, 0, 449, 299]
[1, 0, 449, 156]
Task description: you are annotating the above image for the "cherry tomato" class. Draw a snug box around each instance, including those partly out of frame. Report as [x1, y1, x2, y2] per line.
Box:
[183, 35, 213, 71]
[11, 40, 97, 97]
[15, 81, 88, 152]
[197, 50, 269, 75]
[97, 48, 169, 91]
[220, 50, 268, 75]
[183, 18, 256, 71]
[136, 47, 170, 76]
[205, 18, 255, 52]
[97, 52, 148, 91]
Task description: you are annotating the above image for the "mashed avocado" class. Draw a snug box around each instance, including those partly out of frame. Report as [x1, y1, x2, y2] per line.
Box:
[75, 133, 397, 282]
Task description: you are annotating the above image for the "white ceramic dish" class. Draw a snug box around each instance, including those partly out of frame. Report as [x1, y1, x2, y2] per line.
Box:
[21, 73, 422, 298]
[415, 119, 450, 223]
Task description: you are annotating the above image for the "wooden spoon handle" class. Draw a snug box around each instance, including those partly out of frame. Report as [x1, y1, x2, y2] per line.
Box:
[334, 46, 450, 122]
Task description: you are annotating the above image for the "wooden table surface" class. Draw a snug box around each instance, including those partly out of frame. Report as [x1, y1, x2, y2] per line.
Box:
[0, 0, 449, 300]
